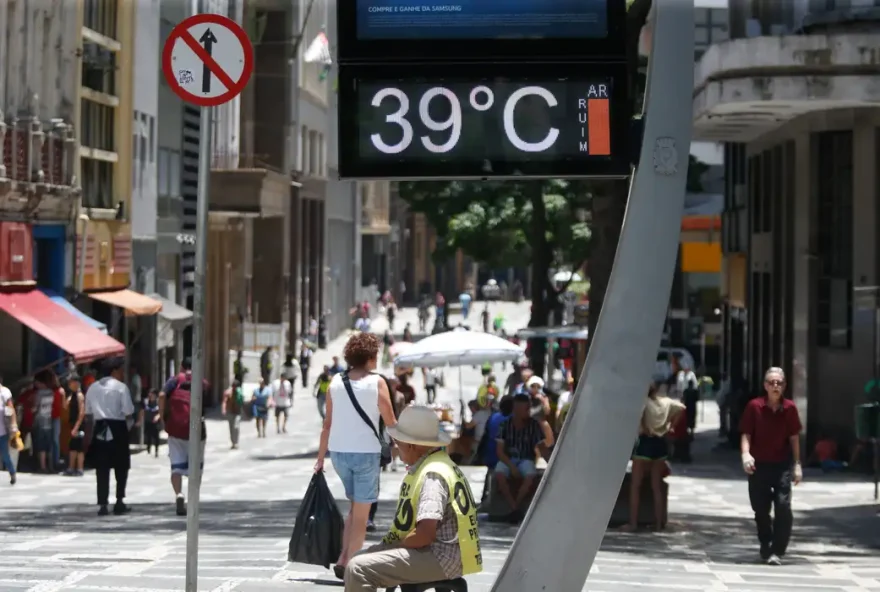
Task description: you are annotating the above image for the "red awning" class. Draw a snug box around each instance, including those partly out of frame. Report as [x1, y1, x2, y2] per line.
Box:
[0, 290, 125, 363]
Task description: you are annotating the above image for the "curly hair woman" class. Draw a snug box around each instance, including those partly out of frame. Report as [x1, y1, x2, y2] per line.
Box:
[315, 331, 397, 579]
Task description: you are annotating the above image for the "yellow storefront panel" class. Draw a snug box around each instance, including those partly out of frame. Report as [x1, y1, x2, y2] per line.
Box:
[681, 241, 722, 274]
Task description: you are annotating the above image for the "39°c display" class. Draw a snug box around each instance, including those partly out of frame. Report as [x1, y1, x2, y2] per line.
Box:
[338, 69, 630, 179]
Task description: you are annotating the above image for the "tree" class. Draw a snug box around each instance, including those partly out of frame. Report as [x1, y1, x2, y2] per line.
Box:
[398, 179, 593, 375]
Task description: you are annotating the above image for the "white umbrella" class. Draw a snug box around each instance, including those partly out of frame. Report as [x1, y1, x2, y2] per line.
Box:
[553, 270, 582, 283]
[394, 328, 523, 369]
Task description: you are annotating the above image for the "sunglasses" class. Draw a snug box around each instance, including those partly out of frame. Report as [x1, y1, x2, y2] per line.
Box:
[765, 379, 784, 387]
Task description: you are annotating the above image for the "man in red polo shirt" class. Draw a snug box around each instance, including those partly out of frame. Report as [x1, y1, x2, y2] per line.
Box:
[739, 367, 803, 566]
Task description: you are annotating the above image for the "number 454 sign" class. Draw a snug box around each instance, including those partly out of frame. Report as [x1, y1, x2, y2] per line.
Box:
[162, 13, 254, 107]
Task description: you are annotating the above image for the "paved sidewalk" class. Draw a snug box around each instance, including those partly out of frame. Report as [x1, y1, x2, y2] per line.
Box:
[1, 306, 878, 591]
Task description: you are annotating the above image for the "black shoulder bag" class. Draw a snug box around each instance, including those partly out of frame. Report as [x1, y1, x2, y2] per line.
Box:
[341, 374, 392, 467]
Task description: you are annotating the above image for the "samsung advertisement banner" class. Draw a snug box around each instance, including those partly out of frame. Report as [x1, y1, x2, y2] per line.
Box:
[336, 0, 630, 179]
[356, 0, 608, 40]
[337, 0, 626, 62]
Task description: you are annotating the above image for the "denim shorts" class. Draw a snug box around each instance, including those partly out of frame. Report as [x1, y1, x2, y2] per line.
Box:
[495, 458, 538, 478]
[330, 451, 381, 503]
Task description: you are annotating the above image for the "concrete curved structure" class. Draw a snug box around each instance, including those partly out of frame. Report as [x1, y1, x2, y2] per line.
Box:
[490, 2, 694, 590]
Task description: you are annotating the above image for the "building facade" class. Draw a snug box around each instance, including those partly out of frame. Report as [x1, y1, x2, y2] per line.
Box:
[696, 0, 880, 447]
[0, 0, 83, 378]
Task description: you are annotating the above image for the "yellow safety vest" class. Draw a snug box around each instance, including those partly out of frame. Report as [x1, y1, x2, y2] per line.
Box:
[382, 451, 483, 576]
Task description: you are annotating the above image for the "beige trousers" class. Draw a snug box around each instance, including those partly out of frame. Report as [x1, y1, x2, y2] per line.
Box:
[344, 544, 447, 592]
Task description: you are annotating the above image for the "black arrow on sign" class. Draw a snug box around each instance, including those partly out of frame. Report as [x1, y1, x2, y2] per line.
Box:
[199, 28, 218, 94]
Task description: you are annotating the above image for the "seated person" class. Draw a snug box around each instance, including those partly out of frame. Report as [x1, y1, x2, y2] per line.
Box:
[494, 394, 554, 521]
[344, 406, 482, 591]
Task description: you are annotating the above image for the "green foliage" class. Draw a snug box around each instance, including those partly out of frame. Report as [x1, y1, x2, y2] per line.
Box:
[398, 179, 593, 270]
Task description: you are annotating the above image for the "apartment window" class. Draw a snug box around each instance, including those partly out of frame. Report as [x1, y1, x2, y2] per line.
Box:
[81, 159, 114, 209]
[158, 148, 181, 197]
[814, 130, 853, 349]
[83, 0, 118, 39]
[81, 99, 115, 152]
[318, 133, 325, 177]
[308, 130, 319, 175]
[301, 126, 309, 173]
[81, 42, 116, 95]
[169, 150, 180, 197]
[158, 149, 170, 196]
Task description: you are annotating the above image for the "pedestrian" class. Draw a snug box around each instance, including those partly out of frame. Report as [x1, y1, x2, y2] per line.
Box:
[251, 378, 273, 438]
[314, 365, 332, 419]
[260, 346, 274, 382]
[85, 357, 137, 516]
[233, 350, 248, 384]
[64, 373, 86, 476]
[48, 372, 64, 471]
[143, 388, 161, 457]
[423, 367, 438, 405]
[329, 356, 345, 376]
[282, 353, 301, 389]
[620, 382, 684, 532]
[31, 370, 57, 473]
[299, 343, 312, 388]
[272, 372, 293, 434]
[739, 367, 803, 565]
[314, 332, 398, 580]
[221, 380, 244, 449]
[158, 361, 208, 516]
[0, 374, 19, 485]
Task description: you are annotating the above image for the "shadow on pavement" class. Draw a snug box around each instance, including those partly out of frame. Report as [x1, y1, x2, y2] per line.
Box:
[3, 496, 876, 564]
[249, 449, 320, 461]
[601, 503, 879, 564]
[0, 499, 521, 550]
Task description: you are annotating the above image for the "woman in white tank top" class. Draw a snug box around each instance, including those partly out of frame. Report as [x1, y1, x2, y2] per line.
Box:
[315, 332, 397, 579]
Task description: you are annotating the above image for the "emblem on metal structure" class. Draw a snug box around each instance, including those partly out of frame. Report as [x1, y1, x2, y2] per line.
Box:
[652, 137, 678, 176]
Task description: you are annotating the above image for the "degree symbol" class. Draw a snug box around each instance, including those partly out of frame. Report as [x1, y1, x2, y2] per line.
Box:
[469, 86, 494, 111]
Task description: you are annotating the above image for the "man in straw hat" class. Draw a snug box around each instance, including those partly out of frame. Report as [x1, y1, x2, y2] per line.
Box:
[344, 406, 483, 591]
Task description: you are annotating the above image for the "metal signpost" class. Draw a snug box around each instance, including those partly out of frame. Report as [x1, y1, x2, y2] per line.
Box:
[162, 9, 254, 592]
[336, 0, 693, 590]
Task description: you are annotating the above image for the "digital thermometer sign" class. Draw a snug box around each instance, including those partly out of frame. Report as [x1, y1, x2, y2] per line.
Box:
[338, 63, 630, 179]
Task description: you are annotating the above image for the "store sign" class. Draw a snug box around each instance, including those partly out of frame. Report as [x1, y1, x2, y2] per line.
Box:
[338, 63, 629, 179]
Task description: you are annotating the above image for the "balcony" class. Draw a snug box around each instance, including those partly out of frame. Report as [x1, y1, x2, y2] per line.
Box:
[0, 114, 78, 217]
[209, 150, 288, 217]
[693, 32, 880, 142]
[360, 181, 391, 235]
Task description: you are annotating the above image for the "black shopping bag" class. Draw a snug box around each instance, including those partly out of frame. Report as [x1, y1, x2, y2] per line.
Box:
[288, 471, 344, 568]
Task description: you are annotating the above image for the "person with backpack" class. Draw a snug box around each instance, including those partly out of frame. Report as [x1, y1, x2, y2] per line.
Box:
[158, 357, 209, 516]
[221, 380, 245, 449]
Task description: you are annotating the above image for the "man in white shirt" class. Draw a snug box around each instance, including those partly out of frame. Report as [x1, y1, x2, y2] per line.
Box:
[423, 368, 438, 404]
[86, 357, 137, 516]
[272, 372, 293, 434]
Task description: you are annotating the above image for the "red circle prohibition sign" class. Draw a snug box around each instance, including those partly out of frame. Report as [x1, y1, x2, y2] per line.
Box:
[162, 13, 254, 107]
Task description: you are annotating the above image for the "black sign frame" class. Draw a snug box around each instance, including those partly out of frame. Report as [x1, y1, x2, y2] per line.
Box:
[336, 0, 626, 64]
[337, 61, 630, 180]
